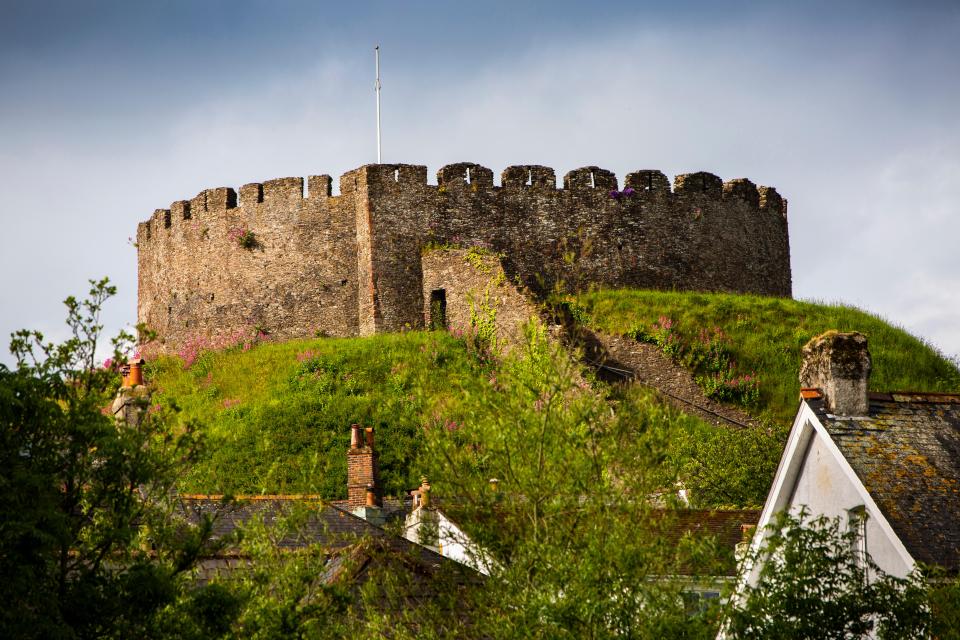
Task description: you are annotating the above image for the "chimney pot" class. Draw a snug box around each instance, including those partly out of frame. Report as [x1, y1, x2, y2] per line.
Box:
[365, 484, 376, 507]
[419, 476, 431, 508]
[799, 331, 871, 416]
[350, 424, 362, 449]
[365, 427, 375, 449]
[127, 360, 144, 386]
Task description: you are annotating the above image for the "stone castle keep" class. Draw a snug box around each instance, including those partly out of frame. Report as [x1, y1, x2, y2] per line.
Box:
[136, 163, 791, 351]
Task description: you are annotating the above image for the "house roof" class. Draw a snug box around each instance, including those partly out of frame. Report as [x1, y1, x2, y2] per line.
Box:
[804, 391, 960, 572]
[654, 509, 760, 577]
[328, 496, 413, 523]
[663, 509, 760, 551]
[176, 495, 481, 588]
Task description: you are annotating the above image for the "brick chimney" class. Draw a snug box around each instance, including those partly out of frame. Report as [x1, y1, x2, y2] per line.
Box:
[347, 424, 380, 508]
[799, 331, 871, 416]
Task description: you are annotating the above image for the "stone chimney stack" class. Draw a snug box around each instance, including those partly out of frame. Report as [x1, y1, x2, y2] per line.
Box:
[347, 424, 380, 508]
[799, 331, 872, 416]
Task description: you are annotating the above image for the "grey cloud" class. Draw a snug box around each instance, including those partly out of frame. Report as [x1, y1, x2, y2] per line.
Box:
[1, 5, 958, 365]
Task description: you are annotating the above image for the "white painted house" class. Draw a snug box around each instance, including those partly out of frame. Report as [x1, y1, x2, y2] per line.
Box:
[340, 426, 493, 575]
[402, 479, 495, 576]
[744, 331, 960, 586]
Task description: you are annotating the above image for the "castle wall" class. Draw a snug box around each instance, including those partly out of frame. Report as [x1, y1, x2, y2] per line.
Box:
[421, 248, 542, 354]
[136, 162, 791, 353]
[361, 163, 791, 333]
[137, 174, 360, 354]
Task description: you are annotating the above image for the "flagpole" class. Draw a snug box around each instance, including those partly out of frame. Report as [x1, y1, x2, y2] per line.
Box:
[375, 45, 382, 164]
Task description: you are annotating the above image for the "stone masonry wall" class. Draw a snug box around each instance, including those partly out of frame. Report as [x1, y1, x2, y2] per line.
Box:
[421, 248, 542, 354]
[137, 162, 791, 352]
[137, 173, 360, 354]
[363, 163, 790, 335]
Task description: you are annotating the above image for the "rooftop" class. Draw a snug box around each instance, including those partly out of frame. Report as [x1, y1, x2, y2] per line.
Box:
[176, 495, 480, 588]
[805, 391, 960, 572]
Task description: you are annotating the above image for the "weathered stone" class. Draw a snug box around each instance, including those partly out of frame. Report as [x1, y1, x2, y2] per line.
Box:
[111, 385, 151, 427]
[800, 331, 872, 416]
[136, 163, 792, 354]
[421, 248, 541, 354]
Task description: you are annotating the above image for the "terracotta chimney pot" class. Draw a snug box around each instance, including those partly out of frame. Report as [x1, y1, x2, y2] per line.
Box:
[127, 360, 144, 387]
[365, 484, 376, 507]
[350, 424, 363, 449]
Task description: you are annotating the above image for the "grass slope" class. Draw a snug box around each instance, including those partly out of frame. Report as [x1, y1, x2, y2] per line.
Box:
[147, 290, 958, 509]
[573, 289, 960, 425]
[148, 332, 490, 498]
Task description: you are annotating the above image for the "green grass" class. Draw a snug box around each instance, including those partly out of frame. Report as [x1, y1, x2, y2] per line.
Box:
[148, 332, 490, 499]
[573, 289, 960, 426]
[146, 289, 959, 509]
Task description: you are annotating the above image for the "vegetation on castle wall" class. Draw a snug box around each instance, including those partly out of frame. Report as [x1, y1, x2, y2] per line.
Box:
[573, 289, 960, 426]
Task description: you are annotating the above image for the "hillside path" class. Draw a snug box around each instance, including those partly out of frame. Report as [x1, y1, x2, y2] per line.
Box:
[582, 330, 757, 429]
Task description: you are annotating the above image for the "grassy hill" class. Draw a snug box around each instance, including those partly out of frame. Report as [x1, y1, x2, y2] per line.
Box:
[147, 290, 960, 508]
[571, 289, 960, 426]
[148, 331, 492, 498]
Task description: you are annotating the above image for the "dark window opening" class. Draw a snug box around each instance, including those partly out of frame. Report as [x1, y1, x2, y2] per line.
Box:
[429, 289, 447, 330]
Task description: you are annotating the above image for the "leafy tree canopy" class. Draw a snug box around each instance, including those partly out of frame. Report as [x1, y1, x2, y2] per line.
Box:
[727, 509, 935, 640]
[0, 279, 217, 639]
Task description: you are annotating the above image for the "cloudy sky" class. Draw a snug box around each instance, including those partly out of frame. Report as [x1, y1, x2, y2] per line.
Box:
[1, 0, 958, 364]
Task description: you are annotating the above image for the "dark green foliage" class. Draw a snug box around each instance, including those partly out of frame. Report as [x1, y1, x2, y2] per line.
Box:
[0, 279, 216, 639]
[927, 573, 960, 640]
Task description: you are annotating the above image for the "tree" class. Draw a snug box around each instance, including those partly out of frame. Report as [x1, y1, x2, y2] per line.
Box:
[725, 509, 931, 639]
[0, 279, 217, 639]
[417, 324, 726, 639]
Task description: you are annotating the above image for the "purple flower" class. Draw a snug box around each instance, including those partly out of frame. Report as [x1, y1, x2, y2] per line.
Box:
[622, 187, 636, 197]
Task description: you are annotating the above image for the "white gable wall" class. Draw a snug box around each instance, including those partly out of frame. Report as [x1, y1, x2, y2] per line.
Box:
[404, 508, 493, 575]
[789, 427, 912, 579]
[743, 403, 915, 591]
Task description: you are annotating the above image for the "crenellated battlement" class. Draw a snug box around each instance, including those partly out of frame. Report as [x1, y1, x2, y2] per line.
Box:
[138, 163, 787, 242]
[137, 162, 791, 352]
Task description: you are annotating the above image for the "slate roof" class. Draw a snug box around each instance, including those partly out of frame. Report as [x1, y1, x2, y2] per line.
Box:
[664, 510, 760, 552]
[806, 391, 960, 572]
[176, 495, 481, 587]
[328, 496, 413, 523]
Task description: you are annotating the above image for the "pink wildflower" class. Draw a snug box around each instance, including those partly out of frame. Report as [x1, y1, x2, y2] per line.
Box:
[445, 420, 461, 433]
